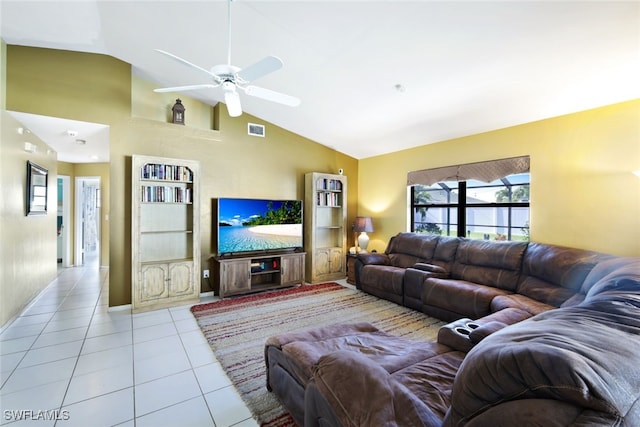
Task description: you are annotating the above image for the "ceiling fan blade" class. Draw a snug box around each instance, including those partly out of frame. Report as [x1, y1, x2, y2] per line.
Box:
[244, 85, 301, 107]
[155, 49, 221, 82]
[154, 84, 219, 93]
[236, 56, 283, 83]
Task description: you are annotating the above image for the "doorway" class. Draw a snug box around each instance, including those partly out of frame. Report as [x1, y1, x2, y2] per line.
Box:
[57, 176, 72, 267]
[74, 177, 101, 266]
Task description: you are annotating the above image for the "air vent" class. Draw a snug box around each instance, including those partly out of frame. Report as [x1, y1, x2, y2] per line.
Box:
[248, 123, 265, 137]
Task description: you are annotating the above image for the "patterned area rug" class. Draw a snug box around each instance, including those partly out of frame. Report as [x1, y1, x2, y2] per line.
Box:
[191, 283, 445, 426]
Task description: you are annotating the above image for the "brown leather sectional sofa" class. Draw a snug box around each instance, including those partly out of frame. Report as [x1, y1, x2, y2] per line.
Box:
[265, 232, 640, 426]
[358, 233, 615, 323]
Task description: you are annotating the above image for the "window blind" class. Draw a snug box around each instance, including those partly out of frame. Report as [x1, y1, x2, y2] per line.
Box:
[407, 156, 530, 186]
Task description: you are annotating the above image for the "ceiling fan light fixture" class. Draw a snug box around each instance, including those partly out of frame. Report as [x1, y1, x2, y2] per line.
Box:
[153, 0, 298, 114]
[223, 83, 242, 117]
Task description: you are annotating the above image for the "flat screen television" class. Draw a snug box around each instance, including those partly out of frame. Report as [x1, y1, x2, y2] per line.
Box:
[215, 198, 303, 256]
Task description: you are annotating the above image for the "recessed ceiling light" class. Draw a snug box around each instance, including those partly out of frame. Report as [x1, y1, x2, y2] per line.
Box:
[75, 139, 87, 145]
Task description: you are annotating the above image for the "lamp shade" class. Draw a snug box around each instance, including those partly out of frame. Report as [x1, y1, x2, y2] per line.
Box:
[353, 216, 374, 233]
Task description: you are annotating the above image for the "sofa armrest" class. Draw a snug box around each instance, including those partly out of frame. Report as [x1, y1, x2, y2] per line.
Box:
[409, 263, 450, 280]
[413, 263, 448, 275]
[469, 321, 508, 345]
[354, 253, 392, 289]
[356, 252, 390, 266]
[311, 350, 442, 427]
[437, 318, 481, 353]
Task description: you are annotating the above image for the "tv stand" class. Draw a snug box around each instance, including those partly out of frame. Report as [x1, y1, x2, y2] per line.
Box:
[212, 252, 306, 298]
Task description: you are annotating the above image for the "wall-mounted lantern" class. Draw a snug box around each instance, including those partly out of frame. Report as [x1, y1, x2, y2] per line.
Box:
[172, 99, 185, 125]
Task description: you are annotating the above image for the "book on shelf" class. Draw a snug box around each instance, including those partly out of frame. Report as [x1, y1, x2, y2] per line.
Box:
[316, 192, 341, 207]
[141, 164, 193, 182]
[141, 186, 192, 203]
[318, 178, 343, 192]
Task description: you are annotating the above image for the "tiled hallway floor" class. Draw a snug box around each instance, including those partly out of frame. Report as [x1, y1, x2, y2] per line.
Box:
[0, 258, 259, 426]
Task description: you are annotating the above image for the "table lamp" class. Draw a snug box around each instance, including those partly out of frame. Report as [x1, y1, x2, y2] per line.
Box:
[353, 216, 374, 253]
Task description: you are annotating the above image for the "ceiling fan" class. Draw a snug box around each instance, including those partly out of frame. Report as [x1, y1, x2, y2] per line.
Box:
[154, 0, 300, 117]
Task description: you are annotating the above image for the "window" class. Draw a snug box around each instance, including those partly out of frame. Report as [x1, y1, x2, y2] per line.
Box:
[411, 173, 530, 241]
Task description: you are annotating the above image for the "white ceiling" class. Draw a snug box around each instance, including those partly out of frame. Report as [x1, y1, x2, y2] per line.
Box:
[8, 111, 110, 163]
[1, 1, 639, 161]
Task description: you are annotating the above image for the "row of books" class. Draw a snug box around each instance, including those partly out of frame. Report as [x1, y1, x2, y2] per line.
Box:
[141, 186, 192, 203]
[316, 192, 341, 207]
[142, 163, 193, 182]
[317, 178, 343, 191]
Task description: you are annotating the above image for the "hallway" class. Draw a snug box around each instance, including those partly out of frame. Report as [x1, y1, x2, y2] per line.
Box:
[0, 260, 258, 426]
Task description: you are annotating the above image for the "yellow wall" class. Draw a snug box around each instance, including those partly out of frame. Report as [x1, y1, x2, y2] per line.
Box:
[1, 40, 6, 110]
[131, 75, 217, 131]
[1, 111, 58, 326]
[5, 45, 357, 311]
[359, 100, 640, 257]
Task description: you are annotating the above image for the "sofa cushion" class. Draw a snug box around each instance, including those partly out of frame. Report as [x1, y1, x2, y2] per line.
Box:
[517, 242, 603, 306]
[359, 265, 405, 299]
[423, 278, 512, 320]
[265, 321, 379, 349]
[491, 293, 555, 315]
[404, 265, 451, 310]
[310, 346, 465, 426]
[386, 232, 440, 268]
[445, 299, 640, 426]
[451, 240, 527, 291]
[311, 350, 452, 427]
[432, 236, 461, 267]
[282, 328, 449, 384]
[265, 322, 380, 389]
[391, 351, 465, 420]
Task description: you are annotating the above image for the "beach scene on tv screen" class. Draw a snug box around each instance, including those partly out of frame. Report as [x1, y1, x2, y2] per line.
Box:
[218, 199, 303, 253]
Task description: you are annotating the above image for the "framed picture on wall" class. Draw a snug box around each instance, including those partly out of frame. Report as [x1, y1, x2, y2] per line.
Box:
[26, 161, 48, 215]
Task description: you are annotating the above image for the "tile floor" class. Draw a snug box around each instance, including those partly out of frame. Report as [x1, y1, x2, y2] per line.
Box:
[0, 257, 259, 427]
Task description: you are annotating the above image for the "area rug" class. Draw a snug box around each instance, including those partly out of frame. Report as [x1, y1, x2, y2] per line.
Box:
[190, 283, 445, 426]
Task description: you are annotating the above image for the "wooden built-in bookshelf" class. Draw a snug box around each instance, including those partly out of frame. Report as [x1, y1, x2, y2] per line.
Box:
[131, 155, 200, 313]
[304, 172, 347, 283]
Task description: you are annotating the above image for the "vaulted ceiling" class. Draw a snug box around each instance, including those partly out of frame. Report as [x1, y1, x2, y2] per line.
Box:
[2, 1, 639, 160]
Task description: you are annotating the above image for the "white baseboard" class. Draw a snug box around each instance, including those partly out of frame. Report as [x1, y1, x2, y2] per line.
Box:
[108, 304, 132, 313]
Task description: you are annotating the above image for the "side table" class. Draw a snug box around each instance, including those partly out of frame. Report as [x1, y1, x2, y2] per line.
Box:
[346, 253, 358, 285]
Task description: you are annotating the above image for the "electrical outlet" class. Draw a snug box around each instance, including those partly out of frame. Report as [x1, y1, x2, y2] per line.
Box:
[203, 269, 210, 279]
